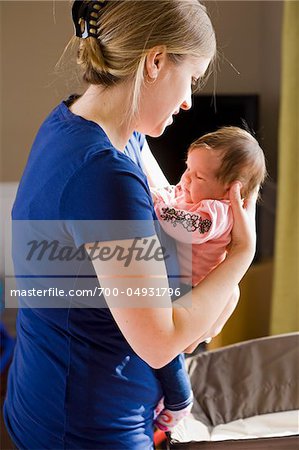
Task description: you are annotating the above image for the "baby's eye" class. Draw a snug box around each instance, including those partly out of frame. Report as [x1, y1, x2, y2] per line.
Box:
[191, 77, 199, 86]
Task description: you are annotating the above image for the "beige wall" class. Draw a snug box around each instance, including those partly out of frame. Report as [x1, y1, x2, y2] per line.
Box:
[1, 1, 80, 182]
[0, 1, 282, 182]
[203, 1, 282, 181]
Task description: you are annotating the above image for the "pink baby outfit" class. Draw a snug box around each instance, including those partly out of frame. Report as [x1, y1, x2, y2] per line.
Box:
[153, 184, 233, 286]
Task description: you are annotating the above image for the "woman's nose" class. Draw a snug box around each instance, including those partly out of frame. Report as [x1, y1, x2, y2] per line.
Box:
[180, 88, 192, 111]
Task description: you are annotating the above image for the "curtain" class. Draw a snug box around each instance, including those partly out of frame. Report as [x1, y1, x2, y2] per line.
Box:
[271, 1, 299, 334]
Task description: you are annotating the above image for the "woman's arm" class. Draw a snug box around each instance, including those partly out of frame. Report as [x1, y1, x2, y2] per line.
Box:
[86, 183, 257, 369]
[183, 285, 240, 353]
[207, 285, 240, 338]
[171, 184, 257, 361]
[141, 139, 169, 188]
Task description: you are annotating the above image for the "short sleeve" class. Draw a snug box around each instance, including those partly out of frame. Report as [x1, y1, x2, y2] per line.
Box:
[59, 150, 156, 247]
[155, 199, 233, 245]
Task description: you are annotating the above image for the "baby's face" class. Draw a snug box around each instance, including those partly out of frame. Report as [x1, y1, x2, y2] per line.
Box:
[180, 147, 229, 203]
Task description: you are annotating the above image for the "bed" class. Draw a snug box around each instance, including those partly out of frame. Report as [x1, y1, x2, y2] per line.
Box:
[167, 333, 299, 450]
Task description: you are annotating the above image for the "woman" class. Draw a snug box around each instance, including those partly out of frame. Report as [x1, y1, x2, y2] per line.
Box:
[4, 1, 257, 449]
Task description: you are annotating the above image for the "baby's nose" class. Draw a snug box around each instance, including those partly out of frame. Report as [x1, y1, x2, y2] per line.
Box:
[183, 170, 190, 181]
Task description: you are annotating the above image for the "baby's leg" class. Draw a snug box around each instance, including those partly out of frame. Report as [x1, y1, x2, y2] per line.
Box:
[155, 401, 193, 431]
[154, 353, 193, 431]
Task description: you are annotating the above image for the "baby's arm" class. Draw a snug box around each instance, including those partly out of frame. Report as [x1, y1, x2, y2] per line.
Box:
[155, 200, 233, 245]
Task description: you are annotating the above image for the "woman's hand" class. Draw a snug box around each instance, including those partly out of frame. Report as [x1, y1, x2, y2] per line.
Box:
[183, 285, 240, 353]
[228, 182, 258, 262]
[206, 285, 240, 338]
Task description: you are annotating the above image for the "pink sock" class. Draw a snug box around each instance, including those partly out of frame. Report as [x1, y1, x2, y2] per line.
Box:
[154, 403, 193, 431]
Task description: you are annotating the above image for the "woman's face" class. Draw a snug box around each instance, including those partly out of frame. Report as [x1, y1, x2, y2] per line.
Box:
[137, 54, 211, 137]
[180, 148, 229, 204]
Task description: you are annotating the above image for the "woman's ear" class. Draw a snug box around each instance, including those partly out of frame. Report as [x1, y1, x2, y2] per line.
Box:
[145, 46, 167, 80]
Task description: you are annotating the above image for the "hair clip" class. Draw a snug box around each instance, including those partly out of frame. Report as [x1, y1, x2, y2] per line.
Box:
[72, 0, 106, 39]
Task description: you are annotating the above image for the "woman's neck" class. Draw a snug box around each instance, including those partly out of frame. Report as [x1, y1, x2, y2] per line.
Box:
[69, 83, 135, 151]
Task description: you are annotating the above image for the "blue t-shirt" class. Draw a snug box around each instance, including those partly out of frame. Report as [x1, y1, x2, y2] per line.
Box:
[4, 95, 180, 449]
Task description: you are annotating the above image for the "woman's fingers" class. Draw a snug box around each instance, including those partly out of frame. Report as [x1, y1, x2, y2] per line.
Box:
[229, 181, 244, 218]
[243, 186, 259, 217]
[229, 181, 242, 202]
[229, 181, 258, 222]
[228, 181, 257, 257]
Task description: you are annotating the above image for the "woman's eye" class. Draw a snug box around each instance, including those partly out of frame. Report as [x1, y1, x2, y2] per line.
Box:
[192, 77, 199, 86]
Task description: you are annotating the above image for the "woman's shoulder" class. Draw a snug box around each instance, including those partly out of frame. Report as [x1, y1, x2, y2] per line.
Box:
[48, 97, 146, 175]
[57, 132, 153, 221]
[13, 97, 149, 220]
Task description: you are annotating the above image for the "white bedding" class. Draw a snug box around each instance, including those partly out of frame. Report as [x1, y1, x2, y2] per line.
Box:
[171, 410, 299, 443]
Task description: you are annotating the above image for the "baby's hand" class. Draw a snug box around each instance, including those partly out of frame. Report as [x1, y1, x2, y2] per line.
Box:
[150, 187, 160, 204]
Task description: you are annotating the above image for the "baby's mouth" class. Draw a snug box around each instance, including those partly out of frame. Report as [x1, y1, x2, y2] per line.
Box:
[183, 187, 192, 202]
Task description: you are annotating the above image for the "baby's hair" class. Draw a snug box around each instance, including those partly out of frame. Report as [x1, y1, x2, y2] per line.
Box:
[188, 126, 267, 198]
[62, 0, 216, 116]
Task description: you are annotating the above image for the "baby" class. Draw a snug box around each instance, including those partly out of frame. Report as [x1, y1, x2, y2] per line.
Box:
[153, 126, 266, 431]
[153, 126, 266, 286]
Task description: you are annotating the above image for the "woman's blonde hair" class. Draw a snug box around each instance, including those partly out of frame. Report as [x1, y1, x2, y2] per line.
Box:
[65, 0, 216, 115]
[188, 127, 267, 198]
